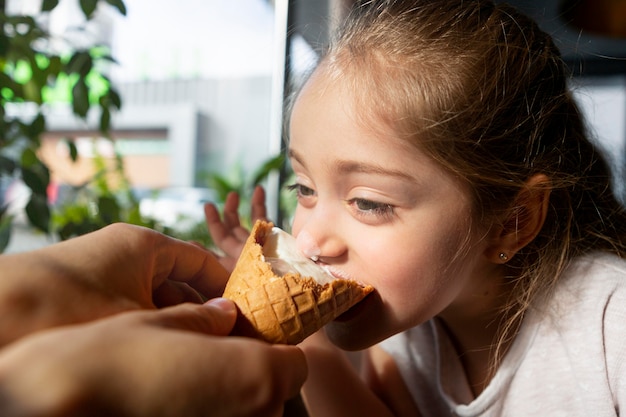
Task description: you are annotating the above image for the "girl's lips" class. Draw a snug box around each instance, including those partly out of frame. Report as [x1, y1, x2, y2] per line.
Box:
[317, 262, 353, 281]
[315, 261, 373, 291]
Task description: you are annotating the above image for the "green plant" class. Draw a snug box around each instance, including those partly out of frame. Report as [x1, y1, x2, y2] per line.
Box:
[0, 1, 296, 253]
[0, 0, 126, 252]
[51, 145, 158, 240]
[203, 153, 295, 229]
[51, 144, 216, 247]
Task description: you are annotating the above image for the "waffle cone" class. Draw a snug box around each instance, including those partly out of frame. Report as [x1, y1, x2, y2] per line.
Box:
[223, 220, 374, 345]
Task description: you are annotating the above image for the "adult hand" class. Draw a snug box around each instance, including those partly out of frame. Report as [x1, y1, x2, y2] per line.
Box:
[0, 298, 307, 417]
[0, 223, 230, 347]
[204, 185, 268, 272]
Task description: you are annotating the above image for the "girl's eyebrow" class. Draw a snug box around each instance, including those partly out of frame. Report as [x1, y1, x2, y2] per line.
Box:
[334, 160, 416, 181]
[288, 148, 416, 182]
[287, 148, 304, 166]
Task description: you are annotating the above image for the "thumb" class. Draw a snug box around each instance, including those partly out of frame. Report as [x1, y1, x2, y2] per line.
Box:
[149, 298, 238, 336]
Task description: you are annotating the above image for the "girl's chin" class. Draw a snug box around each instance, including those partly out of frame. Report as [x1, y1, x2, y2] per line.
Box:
[324, 292, 390, 351]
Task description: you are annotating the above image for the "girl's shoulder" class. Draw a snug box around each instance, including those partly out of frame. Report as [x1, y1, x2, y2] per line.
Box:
[535, 250, 626, 346]
[529, 252, 626, 407]
[559, 251, 626, 296]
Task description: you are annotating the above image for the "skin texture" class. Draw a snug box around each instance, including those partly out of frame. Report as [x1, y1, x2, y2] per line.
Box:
[0, 300, 307, 417]
[0, 223, 307, 417]
[0, 222, 229, 347]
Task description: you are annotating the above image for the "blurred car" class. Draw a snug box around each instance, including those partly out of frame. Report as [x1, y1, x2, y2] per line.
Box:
[139, 186, 218, 231]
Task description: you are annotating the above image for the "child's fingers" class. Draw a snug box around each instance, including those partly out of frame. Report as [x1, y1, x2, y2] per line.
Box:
[204, 203, 237, 245]
[223, 192, 242, 229]
[251, 185, 268, 223]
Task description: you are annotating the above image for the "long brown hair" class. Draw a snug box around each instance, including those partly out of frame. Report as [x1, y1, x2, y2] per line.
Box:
[320, 0, 626, 350]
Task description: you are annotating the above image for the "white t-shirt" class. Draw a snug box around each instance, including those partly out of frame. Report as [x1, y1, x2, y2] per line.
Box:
[379, 252, 626, 416]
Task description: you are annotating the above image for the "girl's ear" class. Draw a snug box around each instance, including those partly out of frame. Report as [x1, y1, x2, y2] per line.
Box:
[485, 174, 552, 264]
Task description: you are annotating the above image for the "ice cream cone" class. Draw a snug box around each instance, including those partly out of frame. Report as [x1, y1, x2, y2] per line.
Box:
[223, 220, 374, 345]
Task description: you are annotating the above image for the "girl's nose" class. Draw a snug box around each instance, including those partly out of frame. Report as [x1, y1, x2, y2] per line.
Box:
[293, 210, 346, 261]
[296, 229, 321, 260]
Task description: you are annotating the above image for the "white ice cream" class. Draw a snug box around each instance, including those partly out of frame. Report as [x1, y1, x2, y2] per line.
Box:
[263, 227, 335, 284]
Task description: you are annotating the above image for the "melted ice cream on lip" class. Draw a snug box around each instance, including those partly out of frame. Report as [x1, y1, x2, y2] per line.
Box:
[262, 227, 336, 285]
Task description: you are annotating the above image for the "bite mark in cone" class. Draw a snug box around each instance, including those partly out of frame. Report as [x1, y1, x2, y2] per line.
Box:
[223, 220, 374, 345]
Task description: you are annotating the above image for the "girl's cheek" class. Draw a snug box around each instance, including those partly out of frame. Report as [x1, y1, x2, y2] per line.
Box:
[290, 206, 308, 236]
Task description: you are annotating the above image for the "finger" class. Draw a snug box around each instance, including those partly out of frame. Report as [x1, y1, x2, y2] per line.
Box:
[155, 238, 230, 298]
[217, 257, 238, 273]
[233, 227, 251, 242]
[269, 345, 308, 400]
[204, 203, 246, 257]
[149, 299, 237, 336]
[204, 203, 231, 244]
[203, 202, 222, 225]
[223, 192, 242, 230]
[152, 280, 205, 307]
[188, 240, 206, 250]
[250, 185, 268, 223]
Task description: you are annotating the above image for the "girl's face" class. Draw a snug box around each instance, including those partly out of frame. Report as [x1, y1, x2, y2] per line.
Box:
[288, 68, 499, 350]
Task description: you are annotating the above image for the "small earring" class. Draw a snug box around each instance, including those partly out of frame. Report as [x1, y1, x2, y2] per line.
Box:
[310, 255, 319, 262]
[499, 252, 509, 262]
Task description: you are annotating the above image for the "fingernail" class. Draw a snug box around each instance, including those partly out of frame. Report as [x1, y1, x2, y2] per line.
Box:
[203, 297, 237, 314]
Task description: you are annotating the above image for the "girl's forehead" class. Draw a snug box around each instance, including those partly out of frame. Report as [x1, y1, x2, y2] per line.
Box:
[292, 67, 431, 172]
[295, 65, 342, 103]
[304, 59, 423, 132]
[293, 63, 394, 133]
[291, 76, 434, 173]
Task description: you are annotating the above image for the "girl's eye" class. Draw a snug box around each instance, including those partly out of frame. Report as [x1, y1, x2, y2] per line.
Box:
[348, 198, 395, 219]
[286, 183, 315, 198]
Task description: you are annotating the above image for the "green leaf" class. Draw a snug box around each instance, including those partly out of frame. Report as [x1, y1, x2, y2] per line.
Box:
[99, 106, 111, 133]
[65, 139, 79, 162]
[0, 156, 17, 174]
[25, 113, 46, 138]
[18, 120, 42, 147]
[0, 214, 12, 254]
[22, 78, 43, 104]
[107, 88, 122, 110]
[20, 148, 39, 168]
[46, 56, 63, 77]
[41, 0, 60, 12]
[22, 166, 48, 195]
[125, 205, 144, 225]
[25, 194, 50, 234]
[0, 72, 18, 92]
[0, 33, 8, 57]
[72, 79, 90, 118]
[208, 175, 237, 202]
[250, 154, 285, 186]
[66, 51, 93, 76]
[98, 54, 119, 64]
[57, 222, 77, 241]
[105, 0, 127, 16]
[97, 195, 120, 224]
[30, 57, 49, 87]
[79, 0, 98, 19]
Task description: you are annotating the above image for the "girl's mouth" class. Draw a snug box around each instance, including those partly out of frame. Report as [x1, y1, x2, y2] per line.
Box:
[316, 262, 352, 281]
[315, 261, 374, 291]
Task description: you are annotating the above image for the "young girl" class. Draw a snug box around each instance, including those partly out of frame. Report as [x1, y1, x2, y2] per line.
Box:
[205, 0, 626, 415]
